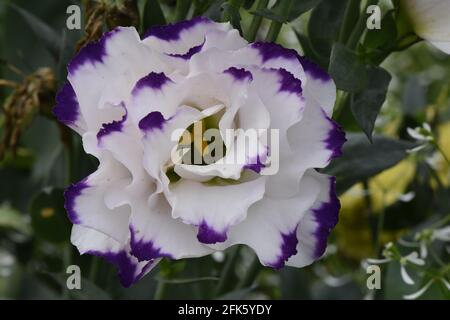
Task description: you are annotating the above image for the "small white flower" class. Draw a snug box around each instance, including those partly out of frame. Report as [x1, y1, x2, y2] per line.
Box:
[432, 226, 450, 242]
[403, 279, 435, 300]
[398, 191, 415, 202]
[404, 278, 450, 300]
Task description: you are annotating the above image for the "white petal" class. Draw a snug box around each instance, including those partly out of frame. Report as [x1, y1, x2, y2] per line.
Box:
[142, 17, 235, 56]
[129, 193, 213, 261]
[286, 171, 340, 267]
[64, 156, 132, 243]
[166, 177, 266, 244]
[298, 56, 336, 116]
[366, 258, 391, 264]
[53, 83, 87, 135]
[266, 99, 345, 198]
[212, 173, 321, 268]
[401, 0, 450, 46]
[429, 41, 450, 54]
[405, 251, 426, 266]
[403, 279, 435, 300]
[400, 265, 415, 285]
[71, 225, 159, 287]
[68, 27, 168, 133]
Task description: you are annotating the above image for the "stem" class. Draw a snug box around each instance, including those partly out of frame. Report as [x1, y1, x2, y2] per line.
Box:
[347, 0, 379, 49]
[89, 257, 100, 283]
[223, 0, 244, 22]
[154, 280, 166, 300]
[237, 254, 260, 289]
[173, 0, 191, 22]
[62, 244, 72, 299]
[338, 0, 360, 44]
[265, 0, 293, 42]
[332, 91, 349, 120]
[374, 191, 386, 256]
[214, 246, 240, 297]
[246, 0, 269, 42]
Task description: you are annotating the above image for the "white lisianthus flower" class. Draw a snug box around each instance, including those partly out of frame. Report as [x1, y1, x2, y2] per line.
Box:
[53, 17, 345, 287]
[401, 0, 450, 54]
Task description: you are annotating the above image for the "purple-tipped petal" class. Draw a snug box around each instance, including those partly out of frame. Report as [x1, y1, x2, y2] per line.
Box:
[64, 180, 89, 224]
[68, 28, 121, 74]
[197, 221, 227, 244]
[53, 83, 81, 127]
[144, 16, 211, 41]
[323, 111, 346, 160]
[276, 68, 303, 94]
[139, 111, 166, 131]
[132, 72, 172, 94]
[224, 67, 253, 82]
[251, 42, 298, 63]
[130, 226, 173, 261]
[97, 113, 127, 141]
[312, 176, 340, 258]
[268, 229, 299, 269]
[87, 250, 155, 288]
[297, 55, 331, 82]
[168, 42, 204, 59]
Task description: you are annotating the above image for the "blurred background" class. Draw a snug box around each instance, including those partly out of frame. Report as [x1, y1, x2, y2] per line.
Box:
[0, 0, 449, 299]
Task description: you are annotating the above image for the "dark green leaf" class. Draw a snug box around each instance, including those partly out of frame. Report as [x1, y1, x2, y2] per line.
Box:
[243, 0, 256, 10]
[308, 0, 346, 60]
[351, 66, 392, 141]
[8, 3, 62, 59]
[329, 43, 368, 93]
[324, 133, 414, 194]
[293, 29, 328, 69]
[141, 0, 166, 33]
[249, 8, 285, 23]
[273, 0, 322, 22]
[364, 11, 397, 50]
[30, 187, 71, 243]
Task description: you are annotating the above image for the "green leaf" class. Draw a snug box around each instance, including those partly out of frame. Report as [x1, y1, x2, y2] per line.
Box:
[293, 29, 328, 69]
[364, 11, 397, 51]
[249, 8, 285, 23]
[308, 0, 346, 60]
[350, 66, 392, 141]
[141, 0, 166, 33]
[203, 0, 226, 20]
[30, 187, 71, 244]
[324, 133, 414, 194]
[329, 43, 368, 93]
[243, 0, 256, 10]
[8, 3, 62, 59]
[272, 0, 322, 22]
[0, 204, 31, 234]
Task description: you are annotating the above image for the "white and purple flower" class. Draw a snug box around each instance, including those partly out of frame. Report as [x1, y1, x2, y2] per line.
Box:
[54, 17, 345, 287]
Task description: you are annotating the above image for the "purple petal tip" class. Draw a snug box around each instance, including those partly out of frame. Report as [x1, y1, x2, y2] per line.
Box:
[64, 180, 89, 224]
[197, 221, 227, 244]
